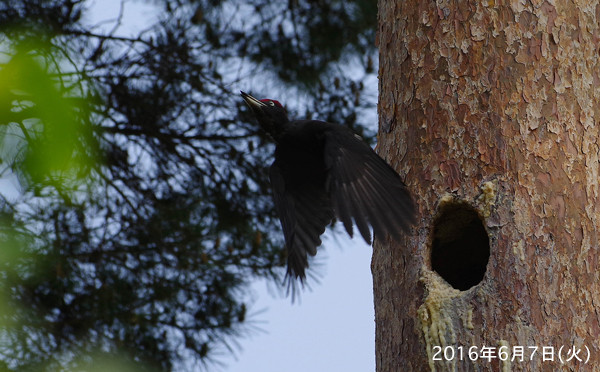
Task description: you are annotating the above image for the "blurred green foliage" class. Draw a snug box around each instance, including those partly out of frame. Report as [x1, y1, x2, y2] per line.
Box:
[0, 38, 96, 191]
[0, 0, 378, 370]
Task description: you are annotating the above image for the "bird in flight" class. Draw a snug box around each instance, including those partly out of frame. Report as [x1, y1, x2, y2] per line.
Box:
[241, 91, 416, 287]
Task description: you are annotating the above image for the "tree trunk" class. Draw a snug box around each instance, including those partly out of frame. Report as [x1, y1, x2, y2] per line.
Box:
[373, 1, 600, 371]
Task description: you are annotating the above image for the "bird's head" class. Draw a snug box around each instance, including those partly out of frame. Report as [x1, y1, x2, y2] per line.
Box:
[241, 91, 289, 140]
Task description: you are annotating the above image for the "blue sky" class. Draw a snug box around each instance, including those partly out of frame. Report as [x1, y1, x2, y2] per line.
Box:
[81, 1, 377, 371]
[225, 233, 375, 372]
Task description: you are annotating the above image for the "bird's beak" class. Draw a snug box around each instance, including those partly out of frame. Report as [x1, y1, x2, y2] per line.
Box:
[240, 91, 266, 111]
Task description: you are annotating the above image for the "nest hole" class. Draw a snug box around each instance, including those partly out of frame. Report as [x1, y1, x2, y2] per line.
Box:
[430, 201, 490, 290]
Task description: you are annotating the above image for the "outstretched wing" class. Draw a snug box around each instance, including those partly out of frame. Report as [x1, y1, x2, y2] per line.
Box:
[324, 128, 415, 244]
[270, 161, 334, 282]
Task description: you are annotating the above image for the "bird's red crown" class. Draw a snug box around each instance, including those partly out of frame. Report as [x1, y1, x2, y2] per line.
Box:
[260, 99, 283, 108]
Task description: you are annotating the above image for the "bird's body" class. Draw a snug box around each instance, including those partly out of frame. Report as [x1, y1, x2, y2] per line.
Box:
[241, 92, 416, 283]
[271, 120, 337, 275]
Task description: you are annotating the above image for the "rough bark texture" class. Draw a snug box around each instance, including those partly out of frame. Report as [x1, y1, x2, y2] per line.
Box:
[373, 1, 600, 371]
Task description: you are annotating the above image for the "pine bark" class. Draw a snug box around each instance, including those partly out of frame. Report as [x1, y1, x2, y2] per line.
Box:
[373, 1, 600, 371]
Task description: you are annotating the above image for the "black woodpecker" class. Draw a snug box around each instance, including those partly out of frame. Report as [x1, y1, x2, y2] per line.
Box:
[241, 91, 416, 283]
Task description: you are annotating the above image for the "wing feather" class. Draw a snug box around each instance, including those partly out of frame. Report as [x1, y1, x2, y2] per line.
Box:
[270, 162, 333, 282]
[269, 120, 415, 289]
[324, 128, 416, 244]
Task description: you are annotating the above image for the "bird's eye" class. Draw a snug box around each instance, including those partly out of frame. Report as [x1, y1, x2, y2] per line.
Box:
[269, 101, 275, 107]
